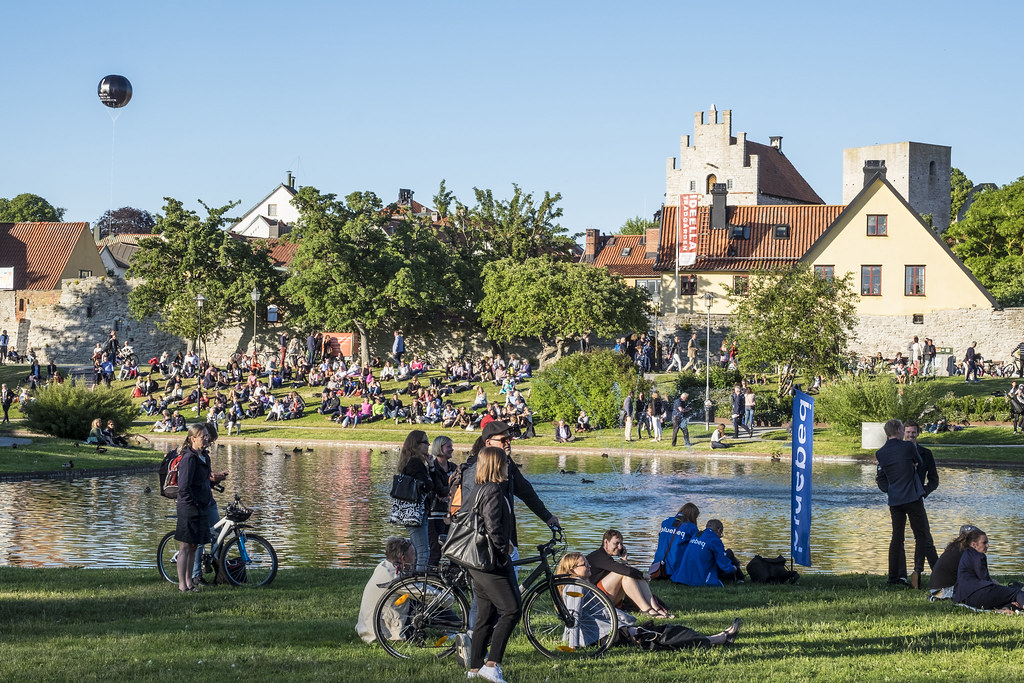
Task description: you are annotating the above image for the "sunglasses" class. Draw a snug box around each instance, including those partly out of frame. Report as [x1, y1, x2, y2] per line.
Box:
[488, 435, 512, 444]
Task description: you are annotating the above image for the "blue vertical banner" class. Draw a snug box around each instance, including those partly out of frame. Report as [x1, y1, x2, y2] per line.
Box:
[791, 389, 814, 567]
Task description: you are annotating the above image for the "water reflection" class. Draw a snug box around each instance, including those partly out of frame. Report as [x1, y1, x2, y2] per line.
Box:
[2, 442, 1023, 575]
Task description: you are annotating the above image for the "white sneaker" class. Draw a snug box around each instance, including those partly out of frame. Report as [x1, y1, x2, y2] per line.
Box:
[478, 664, 508, 683]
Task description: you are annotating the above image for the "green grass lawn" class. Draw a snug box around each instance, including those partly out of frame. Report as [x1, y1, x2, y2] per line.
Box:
[2, 568, 1023, 682]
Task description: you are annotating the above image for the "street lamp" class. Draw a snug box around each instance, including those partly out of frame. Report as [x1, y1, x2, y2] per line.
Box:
[250, 286, 261, 356]
[702, 291, 715, 429]
[196, 294, 206, 361]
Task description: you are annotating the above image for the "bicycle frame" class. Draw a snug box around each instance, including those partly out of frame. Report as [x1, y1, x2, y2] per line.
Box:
[514, 530, 574, 625]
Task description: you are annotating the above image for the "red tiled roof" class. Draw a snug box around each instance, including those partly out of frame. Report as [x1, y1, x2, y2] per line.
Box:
[0, 222, 91, 290]
[746, 141, 824, 204]
[592, 234, 657, 277]
[261, 238, 299, 268]
[656, 204, 845, 272]
[98, 233, 154, 246]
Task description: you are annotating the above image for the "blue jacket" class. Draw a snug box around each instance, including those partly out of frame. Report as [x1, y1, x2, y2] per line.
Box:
[953, 547, 997, 603]
[651, 516, 698, 583]
[677, 527, 735, 586]
[875, 438, 925, 506]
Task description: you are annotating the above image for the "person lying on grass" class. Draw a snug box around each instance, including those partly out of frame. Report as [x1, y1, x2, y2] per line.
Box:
[586, 529, 675, 619]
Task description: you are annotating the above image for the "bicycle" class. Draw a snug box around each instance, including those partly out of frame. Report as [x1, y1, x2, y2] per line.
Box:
[371, 527, 617, 661]
[157, 495, 278, 587]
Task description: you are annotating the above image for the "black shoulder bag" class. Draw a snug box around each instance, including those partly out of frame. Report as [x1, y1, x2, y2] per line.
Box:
[648, 515, 684, 581]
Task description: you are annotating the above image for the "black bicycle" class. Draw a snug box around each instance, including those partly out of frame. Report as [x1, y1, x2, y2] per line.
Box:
[372, 527, 617, 660]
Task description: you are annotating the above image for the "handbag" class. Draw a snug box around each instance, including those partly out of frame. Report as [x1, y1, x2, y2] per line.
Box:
[388, 497, 425, 528]
[441, 493, 496, 572]
[390, 473, 423, 503]
[648, 515, 685, 581]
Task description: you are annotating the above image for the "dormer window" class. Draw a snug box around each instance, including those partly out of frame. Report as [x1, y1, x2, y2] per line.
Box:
[773, 224, 790, 239]
[730, 225, 750, 240]
[620, 247, 632, 257]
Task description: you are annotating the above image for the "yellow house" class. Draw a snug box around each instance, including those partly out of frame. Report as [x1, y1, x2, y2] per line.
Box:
[803, 172, 996, 314]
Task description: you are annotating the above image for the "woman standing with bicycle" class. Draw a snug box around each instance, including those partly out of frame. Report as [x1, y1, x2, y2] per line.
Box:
[465, 446, 520, 683]
[174, 424, 214, 592]
[397, 430, 435, 571]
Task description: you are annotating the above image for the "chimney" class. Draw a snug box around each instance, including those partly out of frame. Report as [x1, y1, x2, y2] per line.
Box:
[286, 171, 295, 188]
[711, 183, 728, 230]
[645, 225, 660, 260]
[584, 228, 600, 264]
[863, 160, 886, 187]
[398, 189, 413, 206]
[769, 136, 782, 152]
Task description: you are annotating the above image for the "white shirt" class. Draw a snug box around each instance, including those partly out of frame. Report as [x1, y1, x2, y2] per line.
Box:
[356, 560, 399, 643]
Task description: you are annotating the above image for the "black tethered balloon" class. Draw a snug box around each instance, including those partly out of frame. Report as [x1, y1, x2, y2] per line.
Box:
[97, 75, 132, 108]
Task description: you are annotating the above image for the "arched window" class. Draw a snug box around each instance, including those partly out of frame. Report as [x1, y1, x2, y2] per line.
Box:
[706, 174, 717, 193]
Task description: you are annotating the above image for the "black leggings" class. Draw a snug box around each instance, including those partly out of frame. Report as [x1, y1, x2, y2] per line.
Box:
[468, 563, 521, 668]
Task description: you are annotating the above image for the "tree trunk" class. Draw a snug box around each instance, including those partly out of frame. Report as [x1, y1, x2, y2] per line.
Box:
[353, 319, 371, 367]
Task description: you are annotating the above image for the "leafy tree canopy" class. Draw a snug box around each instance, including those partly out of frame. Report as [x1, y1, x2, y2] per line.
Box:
[944, 176, 1024, 306]
[95, 206, 156, 239]
[617, 216, 656, 235]
[282, 187, 474, 363]
[530, 350, 651, 425]
[0, 193, 66, 222]
[727, 267, 858, 396]
[950, 167, 973, 224]
[468, 184, 579, 262]
[478, 256, 651, 365]
[127, 197, 280, 350]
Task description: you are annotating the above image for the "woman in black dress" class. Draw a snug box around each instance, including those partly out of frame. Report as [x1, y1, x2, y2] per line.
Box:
[174, 424, 213, 592]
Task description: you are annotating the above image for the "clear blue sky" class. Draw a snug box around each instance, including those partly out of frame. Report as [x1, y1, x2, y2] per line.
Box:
[3, 1, 1020, 236]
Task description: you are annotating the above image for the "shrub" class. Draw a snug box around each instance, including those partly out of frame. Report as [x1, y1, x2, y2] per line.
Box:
[815, 377, 940, 435]
[530, 350, 651, 427]
[933, 392, 1010, 423]
[21, 383, 137, 439]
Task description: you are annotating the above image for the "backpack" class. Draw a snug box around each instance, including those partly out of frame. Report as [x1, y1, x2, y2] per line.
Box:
[158, 448, 184, 499]
[745, 554, 799, 584]
[445, 463, 471, 522]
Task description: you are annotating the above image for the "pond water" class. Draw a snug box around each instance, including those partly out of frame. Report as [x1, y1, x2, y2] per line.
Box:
[2, 442, 1023, 575]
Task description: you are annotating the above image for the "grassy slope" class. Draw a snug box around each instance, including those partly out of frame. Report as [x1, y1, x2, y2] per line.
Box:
[2, 568, 1023, 682]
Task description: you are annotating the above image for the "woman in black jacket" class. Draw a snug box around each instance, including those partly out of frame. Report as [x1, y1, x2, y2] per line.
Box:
[397, 429, 434, 570]
[173, 424, 213, 592]
[953, 529, 1024, 610]
[464, 446, 519, 683]
[426, 436, 456, 568]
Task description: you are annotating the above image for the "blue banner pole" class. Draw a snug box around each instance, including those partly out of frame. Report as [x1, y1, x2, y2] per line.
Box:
[791, 389, 813, 567]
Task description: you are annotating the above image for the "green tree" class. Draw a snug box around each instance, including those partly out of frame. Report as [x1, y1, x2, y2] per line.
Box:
[478, 256, 651, 366]
[944, 176, 1024, 306]
[468, 184, 578, 262]
[127, 197, 280, 353]
[530, 350, 651, 425]
[282, 187, 473, 364]
[728, 267, 858, 397]
[0, 193, 66, 222]
[617, 216, 656, 235]
[950, 167, 973, 224]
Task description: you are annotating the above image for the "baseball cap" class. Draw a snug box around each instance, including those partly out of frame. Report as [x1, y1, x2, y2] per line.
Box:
[481, 421, 511, 441]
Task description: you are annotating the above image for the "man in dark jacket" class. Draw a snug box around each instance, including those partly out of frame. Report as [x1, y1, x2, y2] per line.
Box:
[875, 419, 937, 586]
[964, 342, 978, 382]
[460, 421, 560, 549]
[730, 385, 744, 438]
[900, 420, 939, 588]
[671, 393, 693, 447]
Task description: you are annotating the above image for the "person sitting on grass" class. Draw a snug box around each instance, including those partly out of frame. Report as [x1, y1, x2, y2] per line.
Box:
[586, 529, 675, 619]
[928, 524, 978, 599]
[710, 423, 730, 449]
[103, 419, 129, 447]
[340, 404, 360, 428]
[576, 410, 592, 433]
[86, 418, 108, 446]
[151, 410, 172, 433]
[652, 502, 700, 584]
[953, 528, 1024, 611]
[554, 419, 575, 443]
[677, 519, 745, 586]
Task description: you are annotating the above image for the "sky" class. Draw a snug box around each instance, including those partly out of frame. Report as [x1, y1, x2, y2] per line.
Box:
[3, 1, 1021, 237]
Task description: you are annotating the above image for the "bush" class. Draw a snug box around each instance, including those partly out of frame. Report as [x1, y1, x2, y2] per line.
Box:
[934, 392, 1010, 423]
[815, 377, 941, 435]
[670, 367, 743, 398]
[21, 383, 137, 439]
[530, 351, 651, 427]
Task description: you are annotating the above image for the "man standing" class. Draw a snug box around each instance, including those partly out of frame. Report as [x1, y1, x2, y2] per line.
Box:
[622, 391, 634, 442]
[875, 419, 937, 587]
[665, 335, 683, 372]
[902, 420, 939, 588]
[0, 329, 8, 365]
[1014, 336, 1024, 378]
[682, 333, 699, 372]
[279, 331, 289, 373]
[730, 385, 744, 439]
[306, 332, 318, 366]
[923, 338, 936, 377]
[392, 330, 406, 365]
[671, 392, 693, 447]
[964, 341, 978, 382]
[1, 383, 13, 423]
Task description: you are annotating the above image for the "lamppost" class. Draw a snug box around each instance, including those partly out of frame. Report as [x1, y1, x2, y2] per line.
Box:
[195, 294, 206, 361]
[702, 291, 715, 429]
[250, 286, 260, 356]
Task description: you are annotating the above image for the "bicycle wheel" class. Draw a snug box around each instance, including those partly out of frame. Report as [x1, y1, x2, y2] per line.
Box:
[372, 574, 470, 660]
[157, 531, 178, 583]
[219, 533, 278, 587]
[522, 577, 617, 658]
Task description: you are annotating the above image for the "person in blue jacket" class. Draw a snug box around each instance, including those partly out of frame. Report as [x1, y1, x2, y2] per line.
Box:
[651, 502, 700, 584]
[678, 519, 744, 586]
[953, 529, 1024, 610]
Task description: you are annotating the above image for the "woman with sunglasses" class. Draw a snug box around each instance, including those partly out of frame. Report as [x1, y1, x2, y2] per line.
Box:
[397, 429, 436, 570]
